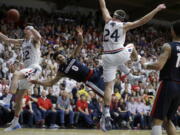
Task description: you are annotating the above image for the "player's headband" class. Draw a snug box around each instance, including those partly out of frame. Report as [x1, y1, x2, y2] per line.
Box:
[113, 10, 127, 20]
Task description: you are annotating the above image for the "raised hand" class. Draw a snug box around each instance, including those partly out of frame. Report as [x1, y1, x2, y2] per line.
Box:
[156, 4, 166, 11]
[76, 26, 83, 36]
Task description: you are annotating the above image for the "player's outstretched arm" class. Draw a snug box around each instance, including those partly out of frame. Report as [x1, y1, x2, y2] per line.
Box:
[141, 43, 171, 71]
[71, 26, 84, 58]
[99, 0, 112, 23]
[25, 26, 41, 42]
[124, 4, 166, 31]
[0, 32, 23, 45]
[30, 72, 63, 87]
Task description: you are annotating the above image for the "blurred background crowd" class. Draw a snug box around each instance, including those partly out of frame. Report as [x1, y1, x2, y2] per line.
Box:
[0, 4, 180, 129]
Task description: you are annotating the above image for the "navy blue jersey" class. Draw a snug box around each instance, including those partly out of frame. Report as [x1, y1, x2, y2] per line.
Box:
[58, 58, 90, 82]
[160, 42, 180, 81]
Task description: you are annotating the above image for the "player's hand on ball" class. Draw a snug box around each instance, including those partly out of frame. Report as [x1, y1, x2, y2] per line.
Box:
[7, 9, 20, 23]
[76, 26, 83, 35]
[156, 4, 166, 11]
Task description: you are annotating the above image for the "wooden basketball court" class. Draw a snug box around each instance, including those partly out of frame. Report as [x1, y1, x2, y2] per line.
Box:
[1, 128, 180, 135]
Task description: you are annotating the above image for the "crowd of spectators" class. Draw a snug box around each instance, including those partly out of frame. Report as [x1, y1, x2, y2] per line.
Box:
[0, 4, 180, 129]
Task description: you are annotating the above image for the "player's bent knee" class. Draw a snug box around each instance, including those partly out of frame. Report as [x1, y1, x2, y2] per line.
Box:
[126, 43, 134, 48]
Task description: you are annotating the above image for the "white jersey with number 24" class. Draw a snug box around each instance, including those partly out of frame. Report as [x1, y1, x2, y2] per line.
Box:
[103, 20, 126, 52]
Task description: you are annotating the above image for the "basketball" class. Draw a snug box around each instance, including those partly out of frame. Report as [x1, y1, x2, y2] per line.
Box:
[7, 9, 20, 22]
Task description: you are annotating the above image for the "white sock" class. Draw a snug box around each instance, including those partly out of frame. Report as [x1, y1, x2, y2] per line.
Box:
[12, 116, 19, 125]
[151, 125, 162, 135]
[103, 106, 110, 117]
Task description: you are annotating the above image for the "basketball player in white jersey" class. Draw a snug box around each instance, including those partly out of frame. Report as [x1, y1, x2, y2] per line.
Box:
[0, 25, 42, 131]
[98, 0, 166, 131]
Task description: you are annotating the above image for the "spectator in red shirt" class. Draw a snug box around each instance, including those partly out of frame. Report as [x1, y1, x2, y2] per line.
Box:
[37, 90, 58, 129]
[131, 81, 140, 92]
[76, 94, 94, 127]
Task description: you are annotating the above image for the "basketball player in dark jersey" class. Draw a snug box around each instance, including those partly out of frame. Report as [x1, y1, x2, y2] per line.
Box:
[31, 26, 104, 96]
[31, 26, 142, 97]
[142, 20, 180, 135]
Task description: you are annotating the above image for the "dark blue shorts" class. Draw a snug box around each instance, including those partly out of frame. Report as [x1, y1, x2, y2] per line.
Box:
[151, 80, 180, 120]
[85, 66, 105, 97]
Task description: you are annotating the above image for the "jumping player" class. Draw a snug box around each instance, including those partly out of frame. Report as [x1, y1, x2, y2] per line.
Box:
[98, 0, 166, 131]
[31, 27, 142, 97]
[0, 25, 42, 131]
[142, 20, 180, 135]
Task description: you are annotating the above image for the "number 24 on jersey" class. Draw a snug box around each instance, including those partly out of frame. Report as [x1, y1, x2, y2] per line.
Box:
[104, 29, 120, 42]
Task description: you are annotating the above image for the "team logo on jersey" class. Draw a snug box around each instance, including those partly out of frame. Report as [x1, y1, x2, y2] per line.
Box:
[110, 22, 116, 27]
[128, 48, 132, 52]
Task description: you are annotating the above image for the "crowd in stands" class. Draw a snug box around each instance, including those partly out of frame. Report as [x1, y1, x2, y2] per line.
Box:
[0, 4, 180, 129]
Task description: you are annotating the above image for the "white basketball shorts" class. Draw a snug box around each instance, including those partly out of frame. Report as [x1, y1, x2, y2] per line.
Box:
[102, 44, 134, 82]
[18, 64, 42, 90]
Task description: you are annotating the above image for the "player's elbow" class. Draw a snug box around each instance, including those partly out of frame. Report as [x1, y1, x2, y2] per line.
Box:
[33, 32, 41, 41]
[156, 67, 161, 71]
[36, 35, 42, 40]
[156, 64, 163, 71]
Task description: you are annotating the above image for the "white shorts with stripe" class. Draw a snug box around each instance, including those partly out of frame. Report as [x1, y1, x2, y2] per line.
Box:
[18, 64, 42, 90]
[102, 44, 134, 82]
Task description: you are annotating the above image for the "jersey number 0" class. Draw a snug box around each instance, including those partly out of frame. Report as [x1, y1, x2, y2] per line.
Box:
[72, 65, 79, 71]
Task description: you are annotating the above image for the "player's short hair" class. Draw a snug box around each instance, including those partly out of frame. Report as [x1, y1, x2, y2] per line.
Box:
[53, 51, 65, 60]
[113, 10, 127, 21]
[172, 20, 180, 37]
